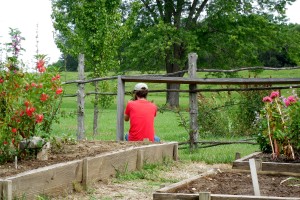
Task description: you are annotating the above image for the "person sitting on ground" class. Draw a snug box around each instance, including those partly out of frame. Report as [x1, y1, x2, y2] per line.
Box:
[124, 83, 160, 142]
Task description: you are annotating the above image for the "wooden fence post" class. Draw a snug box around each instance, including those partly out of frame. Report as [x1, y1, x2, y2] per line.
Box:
[116, 75, 125, 141]
[1, 180, 12, 200]
[188, 53, 199, 149]
[77, 54, 85, 140]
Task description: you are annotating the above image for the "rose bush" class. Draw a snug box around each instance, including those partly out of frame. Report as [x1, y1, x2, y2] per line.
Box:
[258, 90, 300, 160]
[0, 29, 63, 163]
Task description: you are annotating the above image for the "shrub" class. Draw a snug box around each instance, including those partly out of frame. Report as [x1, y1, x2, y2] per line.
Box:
[0, 29, 63, 163]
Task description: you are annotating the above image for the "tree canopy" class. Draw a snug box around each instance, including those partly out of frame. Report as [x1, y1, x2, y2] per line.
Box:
[51, 0, 300, 106]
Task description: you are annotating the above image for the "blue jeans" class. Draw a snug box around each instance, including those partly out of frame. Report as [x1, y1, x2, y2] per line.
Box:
[125, 134, 160, 142]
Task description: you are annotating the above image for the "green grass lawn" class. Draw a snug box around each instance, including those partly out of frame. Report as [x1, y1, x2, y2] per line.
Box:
[52, 69, 300, 163]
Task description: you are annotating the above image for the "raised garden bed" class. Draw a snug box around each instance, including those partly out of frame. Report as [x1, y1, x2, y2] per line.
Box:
[0, 141, 178, 200]
[153, 168, 300, 200]
[232, 152, 300, 173]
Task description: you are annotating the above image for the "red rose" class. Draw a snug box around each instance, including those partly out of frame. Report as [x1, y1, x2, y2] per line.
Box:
[56, 87, 63, 95]
[35, 114, 44, 123]
[40, 93, 49, 102]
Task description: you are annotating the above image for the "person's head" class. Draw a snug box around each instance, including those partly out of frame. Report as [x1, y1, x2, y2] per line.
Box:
[133, 83, 148, 100]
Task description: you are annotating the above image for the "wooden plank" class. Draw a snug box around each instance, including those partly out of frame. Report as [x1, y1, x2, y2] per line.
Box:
[262, 162, 300, 173]
[136, 150, 144, 170]
[153, 192, 199, 200]
[173, 143, 178, 161]
[142, 143, 177, 163]
[156, 169, 218, 193]
[188, 53, 199, 149]
[121, 76, 300, 85]
[77, 53, 85, 140]
[199, 192, 211, 200]
[82, 158, 89, 190]
[8, 160, 83, 199]
[87, 148, 138, 182]
[153, 193, 300, 200]
[116, 75, 125, 141]
[249, 159, 260, 196]
[0, 180, 12, 200]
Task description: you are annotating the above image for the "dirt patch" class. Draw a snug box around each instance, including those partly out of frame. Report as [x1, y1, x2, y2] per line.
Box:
[0, 140, 152, 177]
[175, 170, 300, 198]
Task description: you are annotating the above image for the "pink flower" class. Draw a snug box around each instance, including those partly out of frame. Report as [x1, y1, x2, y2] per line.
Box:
[270, 91, 280, 99]
[287, 96, 297, 103]
[262, 96, 272, 103]
[284, 99, 291, 107]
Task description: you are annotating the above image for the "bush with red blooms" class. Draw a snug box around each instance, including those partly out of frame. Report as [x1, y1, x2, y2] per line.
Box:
[0, 28, 63, 163]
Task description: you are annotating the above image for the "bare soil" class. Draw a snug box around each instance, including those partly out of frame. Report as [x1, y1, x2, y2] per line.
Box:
[175, 170, 300, 198]
[1, 141, 300, 199]
[0, 140, 151, 177]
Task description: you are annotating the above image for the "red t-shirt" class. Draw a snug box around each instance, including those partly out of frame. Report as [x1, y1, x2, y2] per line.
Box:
[125, 99, 157, 142]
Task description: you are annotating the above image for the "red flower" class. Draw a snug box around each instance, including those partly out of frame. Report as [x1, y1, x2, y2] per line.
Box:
[35, 114, 44, 123]
[3, 141, 8, 145]
[36, 60, 45, 69]
[56, 87, 63, 95]
[40, 93, 49, 102]
[38, 66, 46, 73]
[56, 74, 60, 79]
[31, 82, 37, 87]
[0, 78, 4, 83]
[24, 100, 30, 107]
[26, 107, 36, 117]
[11, 128, 17, 133]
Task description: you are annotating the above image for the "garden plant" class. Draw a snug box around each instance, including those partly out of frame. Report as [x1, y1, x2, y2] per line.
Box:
[259, 90, 300, 160]
[0, 29, 63, 163]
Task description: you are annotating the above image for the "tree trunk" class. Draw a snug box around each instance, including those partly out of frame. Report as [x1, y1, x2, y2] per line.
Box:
[165, 43, 185, 108]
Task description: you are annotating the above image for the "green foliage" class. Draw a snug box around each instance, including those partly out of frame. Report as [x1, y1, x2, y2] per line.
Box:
[236, 89, 269, 135]
[115, 158, 176, 183]
[197, 93, 235, 137]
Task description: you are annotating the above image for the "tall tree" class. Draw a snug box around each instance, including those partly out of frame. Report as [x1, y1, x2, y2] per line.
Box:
[120, 0, 297, 107]
[51, 0, 123, 137]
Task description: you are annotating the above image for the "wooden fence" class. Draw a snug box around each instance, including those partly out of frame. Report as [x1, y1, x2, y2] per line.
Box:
[62, 53, 300, 147]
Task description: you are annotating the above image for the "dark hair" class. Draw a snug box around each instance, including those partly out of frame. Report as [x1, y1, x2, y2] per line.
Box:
[133, 90, 148, 100]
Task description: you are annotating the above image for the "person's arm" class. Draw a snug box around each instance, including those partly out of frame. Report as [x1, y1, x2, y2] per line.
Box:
[124, 114, 129, 121]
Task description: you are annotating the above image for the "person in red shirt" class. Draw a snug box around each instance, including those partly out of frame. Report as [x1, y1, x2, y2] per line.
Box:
[124, 83, 160, 142]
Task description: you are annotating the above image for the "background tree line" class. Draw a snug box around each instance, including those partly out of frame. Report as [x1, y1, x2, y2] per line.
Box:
[51, 0, 300, 107]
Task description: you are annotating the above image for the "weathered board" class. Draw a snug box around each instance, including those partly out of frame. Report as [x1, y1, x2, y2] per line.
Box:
[232, 152, 300, 173]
